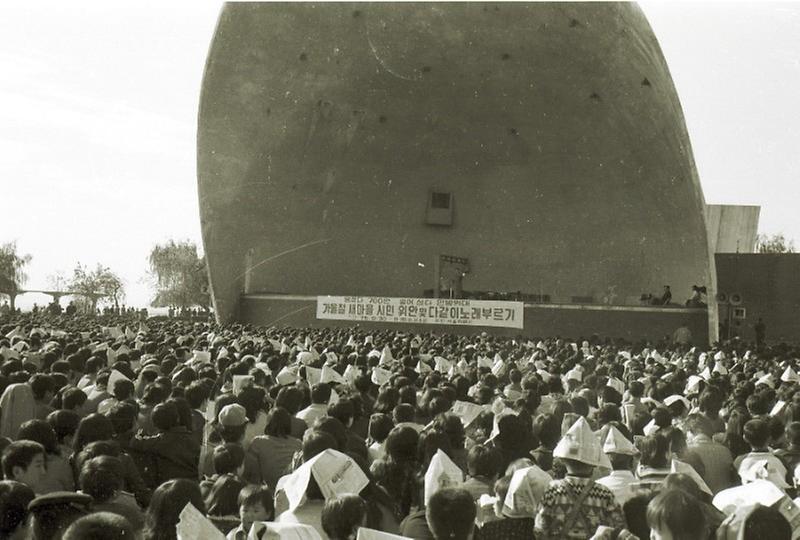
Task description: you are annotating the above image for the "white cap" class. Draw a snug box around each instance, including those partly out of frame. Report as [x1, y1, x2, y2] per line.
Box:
[606, 377, 625, 395]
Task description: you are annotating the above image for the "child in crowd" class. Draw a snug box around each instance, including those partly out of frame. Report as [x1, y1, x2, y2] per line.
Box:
[227, 484, 275, 540]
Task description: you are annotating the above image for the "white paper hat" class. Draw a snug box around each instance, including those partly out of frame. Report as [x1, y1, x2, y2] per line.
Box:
[606, 377, 625, 396]
[379, 346, 393, 366]
[685, 375, 704, 395]
[278, 449, 369, 510]
[739, 459, 790, 489]
[553, 416, 611, 468]
[781, 367, 800, 384]
[664, 395, 691, 411]
[714, 351, 725, 361]
[756, 374, 775, 389]
[566, 368, 582, 382]
[424, 449, 464, 504]
[712, 363, 728, 376]
[643, 418, 660, 436]
[297, 351, 315, 365]
[502, 465, 552, 518]
[700, 366, 712, 381]
[602, 425, 638, 456]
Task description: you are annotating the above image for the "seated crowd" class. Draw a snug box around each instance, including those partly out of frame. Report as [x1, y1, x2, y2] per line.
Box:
[0, 311, 798, 539]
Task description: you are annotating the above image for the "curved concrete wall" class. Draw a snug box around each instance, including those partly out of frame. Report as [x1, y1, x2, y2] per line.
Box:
[198, 2, 716, 331]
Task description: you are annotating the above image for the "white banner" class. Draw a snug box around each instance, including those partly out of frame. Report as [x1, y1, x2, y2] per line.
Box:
[316, 296, 523, 329]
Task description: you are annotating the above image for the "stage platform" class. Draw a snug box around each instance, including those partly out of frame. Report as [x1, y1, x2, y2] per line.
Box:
[240, 294, 710, 345]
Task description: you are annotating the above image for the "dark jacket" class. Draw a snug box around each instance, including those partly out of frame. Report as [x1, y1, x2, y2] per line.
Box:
[129, 426, 200, 486]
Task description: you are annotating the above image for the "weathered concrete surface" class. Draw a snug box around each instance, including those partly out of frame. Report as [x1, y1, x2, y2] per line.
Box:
[198, 2, 717, 338]
[706, 205, 760, 254]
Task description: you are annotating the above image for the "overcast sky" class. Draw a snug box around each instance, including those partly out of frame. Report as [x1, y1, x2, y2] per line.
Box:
[1, 1, 798, 309]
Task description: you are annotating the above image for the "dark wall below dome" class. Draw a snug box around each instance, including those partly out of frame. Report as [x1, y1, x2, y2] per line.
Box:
[198, 2, 716, 338]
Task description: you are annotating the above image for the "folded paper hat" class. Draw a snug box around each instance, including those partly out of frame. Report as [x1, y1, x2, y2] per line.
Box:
[424, 449, 464, 504]
[565, 368, 582, 382]
[219, 403, 247, 427]
[606, 378, 625, 396]
[379, 346, 393, 365]
[664, 395, 691, 410]
[603, 425, 638, 456]
[671, 459, 712, 496]
[712, 363, 728, 376]
[371, 367, 392, 386]
[305, 366, 322, 386]
[343, 364, 359, 384]
[700, 366, 712, 381]
[415, 360, 432, 374]
[276, 366, 299, 385]
[502, 465, 553, 518]
[553, 416, 611, 468]
[685, 375, 704, 395]
[781, 366, 800, 383]
[739, 458, 790, 489]
[643, 418, 660, 436]
[714, 351, 725, 361]
[712, 480, 786, 516]
[756, 374, 775, 389]
[297, 351, 315, 365]
[321, 365, 345, 385]
[279, 448, 370, 511]
[533, 360, 547, 370]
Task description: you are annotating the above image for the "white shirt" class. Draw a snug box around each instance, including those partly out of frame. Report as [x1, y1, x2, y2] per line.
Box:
[596, 469, 637, 506]
[296, 403, 328, 429]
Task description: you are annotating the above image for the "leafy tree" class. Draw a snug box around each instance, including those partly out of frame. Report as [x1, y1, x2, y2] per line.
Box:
[69, 263, 125, 313]
[148, 240, 209, 309]
[756, 233, 795, 254]
[0, 241, 32, 311]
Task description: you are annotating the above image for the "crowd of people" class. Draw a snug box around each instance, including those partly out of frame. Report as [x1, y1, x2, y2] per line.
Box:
[0, 310, 798, 539]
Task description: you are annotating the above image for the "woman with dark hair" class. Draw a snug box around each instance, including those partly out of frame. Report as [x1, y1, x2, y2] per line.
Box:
[238, 385, 268, 449]
[73, 413, 115, 455]
[17, 419, 73, 493]
[715, 407, 752, 459]
[244, 406, 301, 488]
[635, 433, 672, 498]
[370, 425, 420, 522]
[142, 479, 205, 540]
[275, 386, 308, 439]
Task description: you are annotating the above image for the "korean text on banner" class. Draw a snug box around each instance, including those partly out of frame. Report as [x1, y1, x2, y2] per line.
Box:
[316, 296, 523, 329]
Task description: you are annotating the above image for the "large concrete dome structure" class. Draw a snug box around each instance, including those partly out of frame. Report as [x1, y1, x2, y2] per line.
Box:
[198, 2, 716, 336]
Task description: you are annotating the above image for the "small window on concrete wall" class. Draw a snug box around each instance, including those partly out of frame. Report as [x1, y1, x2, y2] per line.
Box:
[426, 191, 453, 226]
